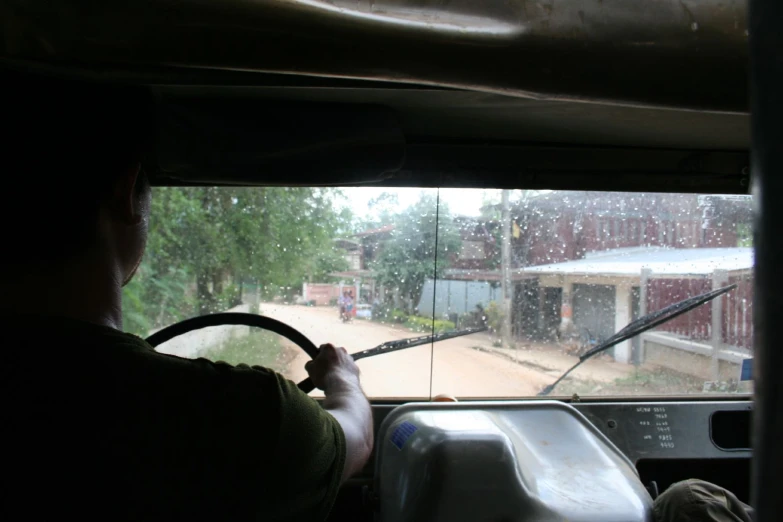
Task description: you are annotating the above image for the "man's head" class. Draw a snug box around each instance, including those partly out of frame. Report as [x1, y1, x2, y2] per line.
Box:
[4, 69, 155, 285]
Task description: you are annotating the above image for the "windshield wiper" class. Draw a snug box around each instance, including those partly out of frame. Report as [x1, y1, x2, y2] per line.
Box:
[352, 326, 488, 361]
[297, 326, 488, 393]
[537, 283, 737, 397]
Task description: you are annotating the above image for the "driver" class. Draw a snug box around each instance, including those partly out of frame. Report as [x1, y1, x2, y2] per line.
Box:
[2, 71, 372, 521]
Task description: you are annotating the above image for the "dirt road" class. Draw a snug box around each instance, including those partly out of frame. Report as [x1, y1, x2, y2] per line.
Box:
[152, 304, 678, 398]
[260, 304, 562, 399]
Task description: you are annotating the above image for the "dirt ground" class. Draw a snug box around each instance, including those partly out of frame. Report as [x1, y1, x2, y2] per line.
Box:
[258, 304, 655, 399]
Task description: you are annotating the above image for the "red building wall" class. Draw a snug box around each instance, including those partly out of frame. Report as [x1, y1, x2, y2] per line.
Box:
[516, 193, 740, 268]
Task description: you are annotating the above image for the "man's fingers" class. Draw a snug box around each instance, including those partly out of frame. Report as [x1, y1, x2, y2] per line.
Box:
[314, 343, 349, 362]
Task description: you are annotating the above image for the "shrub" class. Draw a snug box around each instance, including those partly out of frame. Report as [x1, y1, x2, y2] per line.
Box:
[405, 316, 456, 333]
[485, 301, 505, 334]
[391, 308, 409, 323]
[371, 305, 412, 324]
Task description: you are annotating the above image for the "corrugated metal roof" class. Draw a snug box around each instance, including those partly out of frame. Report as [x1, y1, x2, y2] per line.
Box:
[354, 225, 395, 237]
[522, 247, 753, 276]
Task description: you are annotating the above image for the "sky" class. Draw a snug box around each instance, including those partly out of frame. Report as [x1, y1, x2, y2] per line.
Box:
[340, 187, 498, 218]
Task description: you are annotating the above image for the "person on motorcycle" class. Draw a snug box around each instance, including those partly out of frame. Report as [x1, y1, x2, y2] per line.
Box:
[345, 291, 354, 320]
[338, 290, 348, 321]
[2, 70, 373, 521]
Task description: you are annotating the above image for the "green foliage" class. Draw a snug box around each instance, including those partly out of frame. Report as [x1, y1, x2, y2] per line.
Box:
[122, 268, 152, 336]
[371, 302, 455, 333]
[122, 187, 350, 336]
[372, 194, 462, 312]
[370, 304, 408, 323]
[372, 304, 408, 324]
[122, 262, 191, 337]
[405, 316, 456, 333]
[201, 329, 284, 371]
[310, 247, 350, 282]
[390, 308, 409, 323]
[353, 191, 399, 233]
[737, 223, 753, 247]
[485, 301, 505, 334]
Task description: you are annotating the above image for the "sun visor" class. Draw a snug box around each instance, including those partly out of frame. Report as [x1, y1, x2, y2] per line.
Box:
[152, 98, 405, 185]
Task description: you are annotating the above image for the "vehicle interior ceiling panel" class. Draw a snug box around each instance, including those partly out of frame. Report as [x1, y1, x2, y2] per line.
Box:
[0, 1, 759, 520]
[3, 0, 750, 192]
[3, 0, 748, 110]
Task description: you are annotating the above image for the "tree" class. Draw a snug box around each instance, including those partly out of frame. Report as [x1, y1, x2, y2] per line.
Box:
[352, 191, 399, 233]
[122, 186, 350, 336]
[372, 194, 461, 313]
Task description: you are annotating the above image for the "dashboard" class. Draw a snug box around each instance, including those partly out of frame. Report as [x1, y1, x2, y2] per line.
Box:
[329, 398, 753, 522]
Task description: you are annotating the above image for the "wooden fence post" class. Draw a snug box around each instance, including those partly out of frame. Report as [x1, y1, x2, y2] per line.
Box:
[711, 269, 729, 380]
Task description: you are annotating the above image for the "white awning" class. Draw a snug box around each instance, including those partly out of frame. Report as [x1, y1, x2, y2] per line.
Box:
[522, 247, 753, 277]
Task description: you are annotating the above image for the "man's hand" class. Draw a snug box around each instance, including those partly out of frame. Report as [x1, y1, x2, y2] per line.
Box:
[305, 344, 360, 393]
[306, 343, 373, 483]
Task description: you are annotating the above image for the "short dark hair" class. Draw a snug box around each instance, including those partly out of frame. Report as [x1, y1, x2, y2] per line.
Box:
[2, 69, 155, 263]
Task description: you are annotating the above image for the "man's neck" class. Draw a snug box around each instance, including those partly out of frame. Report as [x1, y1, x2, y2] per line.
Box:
[0, 254, 124, 330]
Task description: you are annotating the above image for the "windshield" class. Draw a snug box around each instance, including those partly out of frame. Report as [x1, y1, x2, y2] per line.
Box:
[125, 188, 754, 399]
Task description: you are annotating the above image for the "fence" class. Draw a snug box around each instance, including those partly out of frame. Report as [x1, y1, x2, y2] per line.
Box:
[724, 273, 753, 349]
[646, 272, 753, 350]
[417, 279, 503, 318]
[302, 283, 342, 306]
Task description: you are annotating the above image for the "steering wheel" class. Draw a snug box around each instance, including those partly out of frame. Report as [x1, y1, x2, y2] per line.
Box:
[145, 313, 321, 393]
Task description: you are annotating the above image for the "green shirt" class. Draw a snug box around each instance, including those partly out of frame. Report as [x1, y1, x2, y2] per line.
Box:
[3, 314, 346, 522]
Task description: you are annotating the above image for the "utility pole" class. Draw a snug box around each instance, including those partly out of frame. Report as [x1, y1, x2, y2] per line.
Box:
[501, 190, 513, 349]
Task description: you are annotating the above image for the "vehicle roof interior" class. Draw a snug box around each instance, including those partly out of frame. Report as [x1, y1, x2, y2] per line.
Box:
[2, 0, 750, 194]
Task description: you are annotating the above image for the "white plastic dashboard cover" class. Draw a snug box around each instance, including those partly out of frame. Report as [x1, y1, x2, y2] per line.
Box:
[375, 401, 652, 522]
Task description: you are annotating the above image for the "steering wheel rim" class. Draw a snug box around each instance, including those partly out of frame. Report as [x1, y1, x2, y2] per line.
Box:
[145, 312, 320, 392]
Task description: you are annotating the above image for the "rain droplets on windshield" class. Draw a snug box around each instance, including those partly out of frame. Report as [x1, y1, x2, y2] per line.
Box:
[129, 188, 754, 398]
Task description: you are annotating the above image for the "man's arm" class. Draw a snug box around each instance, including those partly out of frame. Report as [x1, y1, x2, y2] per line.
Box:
[306, 344, 373, 482]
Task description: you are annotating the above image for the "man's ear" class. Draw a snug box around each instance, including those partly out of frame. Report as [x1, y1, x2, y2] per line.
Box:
[112, 164, 143, 225]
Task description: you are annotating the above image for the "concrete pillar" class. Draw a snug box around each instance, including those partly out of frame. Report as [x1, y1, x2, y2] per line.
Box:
[614, 282, 632, 364]
[634, 268, 651, 365]
[537, 286, 546, 337]
[558, 278, 575, 335]
[302, 282, 308, 302]
[501, 190, 513, 347]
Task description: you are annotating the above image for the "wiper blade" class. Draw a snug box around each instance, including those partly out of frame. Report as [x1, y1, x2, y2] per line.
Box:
[538, 283, 737, 397]
[352, 326, 488, 361]
[297, 326, 487, 393]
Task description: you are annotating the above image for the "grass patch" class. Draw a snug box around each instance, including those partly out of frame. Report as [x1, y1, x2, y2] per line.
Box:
[612, 368, 703, 392]
[545, 367, 705, 397]
[202, 329, 284, 371]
